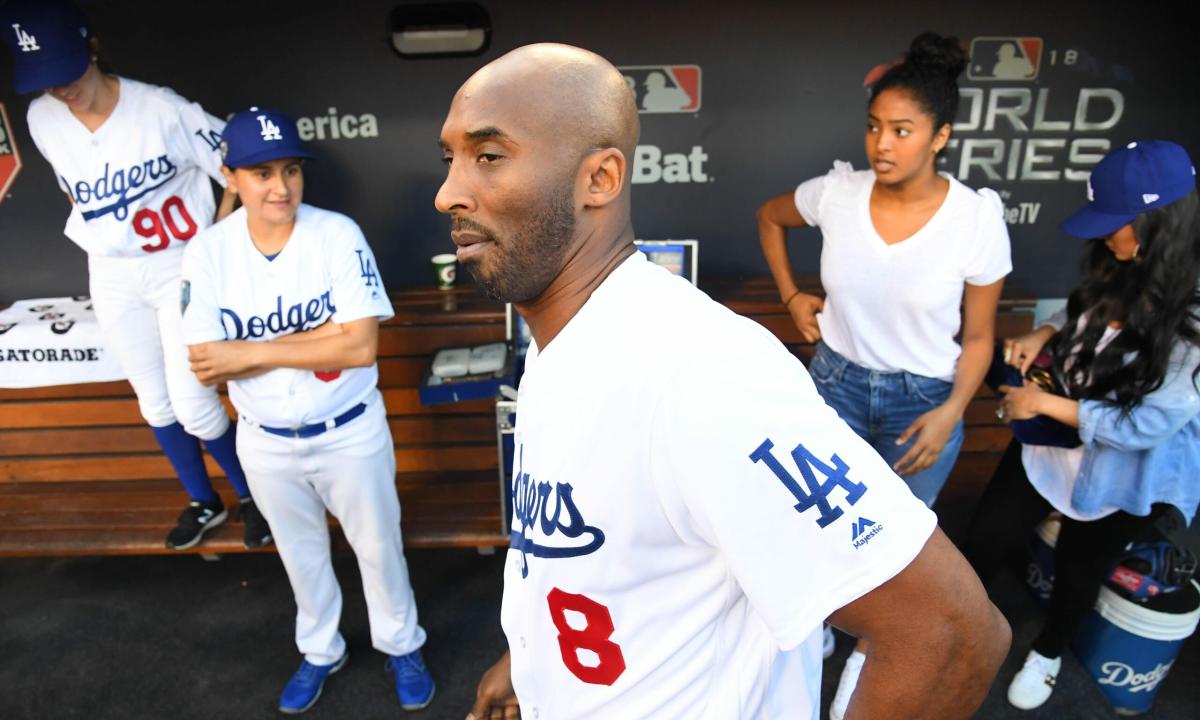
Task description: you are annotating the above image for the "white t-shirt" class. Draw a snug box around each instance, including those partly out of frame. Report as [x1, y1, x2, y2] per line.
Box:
[793, 163, 1012, 380]
[27, 77, 227, 258]
[502, 252, 937, 720]
[180, 204, 393, 428]
[1022, 322, 1122, 521]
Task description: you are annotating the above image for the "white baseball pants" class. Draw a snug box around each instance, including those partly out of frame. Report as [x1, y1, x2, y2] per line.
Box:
[236, 389, 427, 665]
[87, 248, 231, 439]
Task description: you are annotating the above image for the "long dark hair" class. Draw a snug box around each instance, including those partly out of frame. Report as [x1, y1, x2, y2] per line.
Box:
[1053, 188, 1200, 410]
[870, 32, 967, 131]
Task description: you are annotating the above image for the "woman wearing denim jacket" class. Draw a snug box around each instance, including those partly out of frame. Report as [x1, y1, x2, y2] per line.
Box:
[964, 139, 1200, 712]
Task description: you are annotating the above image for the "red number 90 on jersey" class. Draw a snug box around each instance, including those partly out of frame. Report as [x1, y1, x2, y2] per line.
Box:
[134, 195, 197, 253]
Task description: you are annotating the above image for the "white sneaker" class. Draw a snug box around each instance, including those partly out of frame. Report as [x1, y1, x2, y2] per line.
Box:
[1007, 650, 1062, 710]
[828, 650, 865, 720]
[823, 625, 835, 659]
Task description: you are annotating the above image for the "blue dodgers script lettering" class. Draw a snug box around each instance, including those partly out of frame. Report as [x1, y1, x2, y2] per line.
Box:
[69, 156, 179, 222]
[749, 438, 867, 528]
[509, 445, 605, 578]
[220, 291, 336, 340]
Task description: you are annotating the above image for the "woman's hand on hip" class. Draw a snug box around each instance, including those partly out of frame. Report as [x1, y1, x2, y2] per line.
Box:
[893, 403, 959, 476]
[786, 292, 824, 344]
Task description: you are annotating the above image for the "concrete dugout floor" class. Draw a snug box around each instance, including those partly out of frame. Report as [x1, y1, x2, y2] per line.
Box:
[1, 503, 1197, 719]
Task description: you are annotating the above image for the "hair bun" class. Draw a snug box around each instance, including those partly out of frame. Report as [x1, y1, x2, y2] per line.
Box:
[905, 32, 967, 79]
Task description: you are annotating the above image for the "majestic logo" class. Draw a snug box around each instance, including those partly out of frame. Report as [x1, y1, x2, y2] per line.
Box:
[0, 102, 22, 205]
[257, 114, 282, 142]
[618, 65, 701, 114]
[749, 439, 867, 528]
[851, 517, 883, 548]
[509, 445, 605, 578]
[1097, 661, 1173, 694]
[220, 290, 336, 340]
[11, 24, 39, 52]
[967, 37, 1043, 81]
[68, 156, 179, 221]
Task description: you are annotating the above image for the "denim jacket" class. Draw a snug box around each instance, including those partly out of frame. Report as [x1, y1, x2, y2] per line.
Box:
[1045, 310, 1200, 522]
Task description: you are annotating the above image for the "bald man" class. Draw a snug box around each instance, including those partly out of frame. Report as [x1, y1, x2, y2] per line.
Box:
[436, 44, 1010, 720]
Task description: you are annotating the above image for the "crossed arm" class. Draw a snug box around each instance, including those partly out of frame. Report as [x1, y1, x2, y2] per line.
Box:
[187, 317, 379, 386]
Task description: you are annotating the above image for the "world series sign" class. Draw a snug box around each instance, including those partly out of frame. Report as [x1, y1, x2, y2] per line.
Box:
[0, 102, 22, 206]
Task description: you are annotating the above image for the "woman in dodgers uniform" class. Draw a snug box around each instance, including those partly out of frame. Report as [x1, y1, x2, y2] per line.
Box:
[179, 108, 434, 715]
[0, 0, 266, 550]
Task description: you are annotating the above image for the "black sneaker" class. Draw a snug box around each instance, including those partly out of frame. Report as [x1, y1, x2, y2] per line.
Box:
[164, 499, 228, 550]
[239, 498, 273, 549]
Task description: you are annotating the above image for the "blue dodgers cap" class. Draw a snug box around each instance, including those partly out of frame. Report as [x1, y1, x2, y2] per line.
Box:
[1062, 140, 1197, 239]
[0, 0, 91, 94]
[220, 107, 315, 168]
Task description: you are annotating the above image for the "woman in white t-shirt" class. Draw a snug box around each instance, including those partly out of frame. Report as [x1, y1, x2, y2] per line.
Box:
[756, 32, 1011, 720]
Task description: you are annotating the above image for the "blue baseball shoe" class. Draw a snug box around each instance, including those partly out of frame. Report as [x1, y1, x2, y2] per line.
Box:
[385, 649, 435, 711]
[278, 652, 348, 715]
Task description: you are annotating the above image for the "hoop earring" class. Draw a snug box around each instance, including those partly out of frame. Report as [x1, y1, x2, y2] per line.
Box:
[1132, 243, 1140, 260]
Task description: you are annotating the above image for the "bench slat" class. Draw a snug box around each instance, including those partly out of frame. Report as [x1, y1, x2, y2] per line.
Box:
[0, 415, 496, 456]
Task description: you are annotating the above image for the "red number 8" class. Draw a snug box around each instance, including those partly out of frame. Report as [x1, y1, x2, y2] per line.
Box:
[134, 195, 198, 253]
[546, 587, 626, 686]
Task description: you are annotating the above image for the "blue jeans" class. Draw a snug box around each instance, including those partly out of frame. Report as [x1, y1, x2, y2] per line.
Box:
[808, 341, 964, 506]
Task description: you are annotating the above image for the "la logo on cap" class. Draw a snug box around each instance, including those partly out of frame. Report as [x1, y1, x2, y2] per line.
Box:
[256, 113, 282, 142]
[12, 24, 40, 52]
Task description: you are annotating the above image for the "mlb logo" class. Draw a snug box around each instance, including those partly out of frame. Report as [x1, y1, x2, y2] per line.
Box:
[967, 37, 1043, 81]
[0, 102, 22, 206]
[618, 65, 701, 114]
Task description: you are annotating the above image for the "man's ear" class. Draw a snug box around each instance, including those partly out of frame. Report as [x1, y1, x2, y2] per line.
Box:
[580, 148, 627, 208]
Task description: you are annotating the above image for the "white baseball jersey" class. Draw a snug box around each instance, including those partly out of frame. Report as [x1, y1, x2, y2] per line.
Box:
[180, 204, 393, 427]
[27, 77, 226, 258]
[502, 252, 937, 720]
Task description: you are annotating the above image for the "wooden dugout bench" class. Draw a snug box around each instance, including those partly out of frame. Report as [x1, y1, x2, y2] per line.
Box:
[0, 279, 1034, 558]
